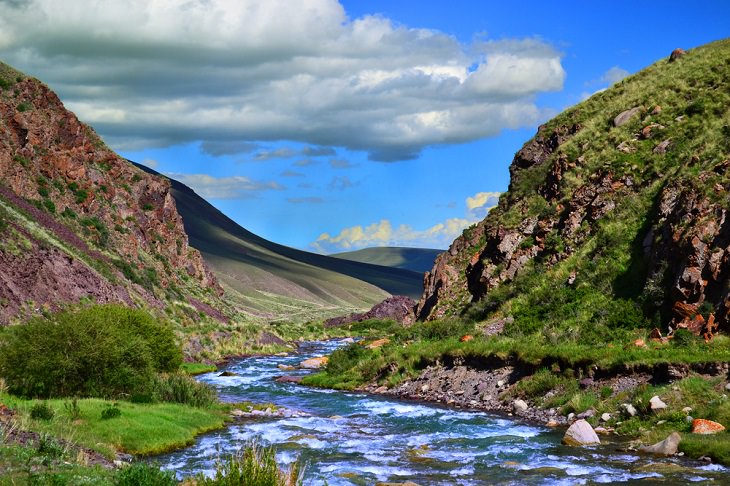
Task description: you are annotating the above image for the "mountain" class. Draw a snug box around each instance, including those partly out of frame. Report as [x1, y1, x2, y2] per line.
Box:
[0, 61, 225, 325]
[332, 247, 442, 273]
[416, 40, 730, 340]
[134, 164, 425, 311]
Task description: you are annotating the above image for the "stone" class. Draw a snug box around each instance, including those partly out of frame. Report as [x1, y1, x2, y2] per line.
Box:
[562, 419, 600, 446]
[682, 406, 693, 414]
[649, 395, 667, 412]
[275, 375, 303, 384]
[686, 416, 694, 424]
[375, 386, 388, 393]
[341, 337, 355, 344]
[577, 408, 596, 419]
[459, 334, 474, 342]
[639, 432, 681, 456]
[691, 418, 726, 434]
[651, 105, 662, 115]
[299, 356, 329, 369]
[613, 107, 643, 127]
[365, 338, 390, 349]
[594, 426, 613, 435]
[421, 384, 430, 393]
[633, 339, 646, 348]
[277, 364, 296, 371]
[653, 139, 671, 155]
[567, 413, 575, 422]
[218, 371, 238, 377]
[600, 413, 611, 422]
[621, 403, 637, 417]
[513, 399, 528, 413]
[669, 48, 686, 62]
[546, 419, 559, 427]
[725, 383, 730, 392]
[496, 380, 505, 387]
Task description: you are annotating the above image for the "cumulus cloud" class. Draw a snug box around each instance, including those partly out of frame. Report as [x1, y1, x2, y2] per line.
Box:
[201, 141, 260, 157]
[293, 159, 316, 167]
[600, 66, 630, 85]
[168, 173, 283, 199]
[466, 191, 501, 219]
[0, 0, 565, 161]
[253, 147, 298, 161]
[141, 158, 159, 169]
[281, 170, 305, 178]
[312, 190, 501, 252]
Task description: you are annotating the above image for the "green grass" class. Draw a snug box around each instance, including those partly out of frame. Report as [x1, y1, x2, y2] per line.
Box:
[181, 362, 218, 375]
[1, 394, 227, 457]
[194, 441, 302, 486]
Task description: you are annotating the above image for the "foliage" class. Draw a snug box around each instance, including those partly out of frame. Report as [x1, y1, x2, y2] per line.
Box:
[79, 216, 109, 247]
[117, 462, 177, 486]
[64, 398, 81, 420]
[194, 442, 302, 486]
[150, 372, 218, 408]
[100, 403, 121, 420]
[180, 362, 218, 375]
[0, 305, 182, 398]
[30, 401, 55, 421]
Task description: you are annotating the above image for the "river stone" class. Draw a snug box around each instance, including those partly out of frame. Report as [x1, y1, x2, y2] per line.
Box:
[277, 364, 296, 371]
[577, 408, 596, 419]
[562, 419, 600, 446]
[621, 403, 637, 417]
[275, 375, 303, 384]
[513, 399, 528, 413]
[613, 106, 643, 127]
[649, 395, 667, 412]
[218, 371, 238, 377]
[299, 356, 328, 369]
[639, 432, 681, 456]
[691, 418, 726, 434]
[600, 413, 611, 422]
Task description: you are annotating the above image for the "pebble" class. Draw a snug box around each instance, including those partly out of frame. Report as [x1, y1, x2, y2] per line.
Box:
[649, 395, 667, 412]
[497, 380, 505, 387]
[600, 413, 611, 422]
[621, 403, 637, 417]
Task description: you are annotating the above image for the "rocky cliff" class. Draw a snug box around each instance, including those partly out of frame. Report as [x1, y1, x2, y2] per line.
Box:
[416, 40, 730, 339]
[0, 61, 221, 323]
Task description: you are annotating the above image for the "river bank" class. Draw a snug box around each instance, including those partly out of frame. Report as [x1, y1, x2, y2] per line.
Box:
[157, 339, 730, 484]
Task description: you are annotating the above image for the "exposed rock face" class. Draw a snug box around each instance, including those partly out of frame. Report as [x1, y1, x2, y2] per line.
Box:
[0, 66, 221, 322]
[415, 41, 730, 333]
[299, 356, 328, 369]
[325, 295, 415, 327]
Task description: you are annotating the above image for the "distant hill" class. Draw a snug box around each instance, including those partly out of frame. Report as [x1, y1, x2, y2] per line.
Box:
[332, 247, 442, 273]
[134, 164, 425, 315]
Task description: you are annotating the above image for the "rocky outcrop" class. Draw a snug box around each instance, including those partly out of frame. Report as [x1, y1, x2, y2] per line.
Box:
[325, 295, 415, 327]
[415, 41, 730, 334]
[0, 64, 223, 322]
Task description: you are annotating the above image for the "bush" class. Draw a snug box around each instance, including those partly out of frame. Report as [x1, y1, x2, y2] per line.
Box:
[101, 403, 122, 420]
[0, 305, 182, 398]
[195, 442, 302, 486]
[151, 373, 218, 408]
[30, 401, 55, 421]
[117, 462, 177, 486]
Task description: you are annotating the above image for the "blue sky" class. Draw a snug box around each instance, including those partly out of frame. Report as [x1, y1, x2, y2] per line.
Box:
[0, 1, 727, 252]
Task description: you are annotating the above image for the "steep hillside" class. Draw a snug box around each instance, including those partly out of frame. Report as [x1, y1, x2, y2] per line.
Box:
[332, 247, 442, 273]
[134, 164, 423, 310]
[417, 40, 730, 341]
[0, 61, 226, 324]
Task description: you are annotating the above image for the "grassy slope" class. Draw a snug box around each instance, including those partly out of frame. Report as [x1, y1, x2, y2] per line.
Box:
[305, 39, 730, 463]
[134, 163, 424, 308]
[332, 246, 443, 273]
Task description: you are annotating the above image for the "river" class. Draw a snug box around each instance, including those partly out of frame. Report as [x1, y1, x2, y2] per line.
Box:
[159, 339, 727, 485]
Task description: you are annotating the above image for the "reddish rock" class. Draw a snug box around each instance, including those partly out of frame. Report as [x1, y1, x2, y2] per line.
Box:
[365, 338, 390, 349]
[669, 48, 686, 62]
[460, 335, 474, 342]
[613, 106, 644, 127]
[692, 419, 725, 434]
[299, 357, 329, 369]
[325, 295, 416, 327]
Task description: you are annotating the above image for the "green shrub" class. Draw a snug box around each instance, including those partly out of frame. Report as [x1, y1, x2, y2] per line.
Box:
[42, 198, 56, 213]
[64, 397, 82, 420]
[195, 442, 302, 486]
[117, 462, 177, 486]
[101, 403, 121, 420]
[37, 432, 65, 458]
[325, 343, 373, 376]
[142, 203, 154, 211]
[151, 372, 218, 408]
[30, 401, 55, 421]
[61, 206, 76, 219]
[80, 216, 108, 247]
[0, 305, 182, 398]
[16, 102, 31, 112]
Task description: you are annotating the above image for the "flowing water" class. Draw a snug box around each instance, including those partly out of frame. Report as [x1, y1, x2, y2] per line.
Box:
[159, 340, 728, 484]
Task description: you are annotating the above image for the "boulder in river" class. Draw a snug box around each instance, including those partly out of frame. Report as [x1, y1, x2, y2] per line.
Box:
[300, 356, 328, 369]
[218, 371, 238, 377]
[276, 375, 303, 384]
[639, 432, 681, 456]
[562, 419, 600, 446]
[513, 399, 528, 414]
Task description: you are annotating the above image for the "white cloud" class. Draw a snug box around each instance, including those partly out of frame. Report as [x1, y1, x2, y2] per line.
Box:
[141, 158, 158, 169]
[0, 0, 565, 161]
[328, 175, 355, 190]
[600, 66, 630, 85]
[312, 190, 501, 252]
[167, 173, 283, 199]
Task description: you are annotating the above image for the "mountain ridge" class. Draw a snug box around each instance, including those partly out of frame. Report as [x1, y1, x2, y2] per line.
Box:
[332, 246, 442, 274]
